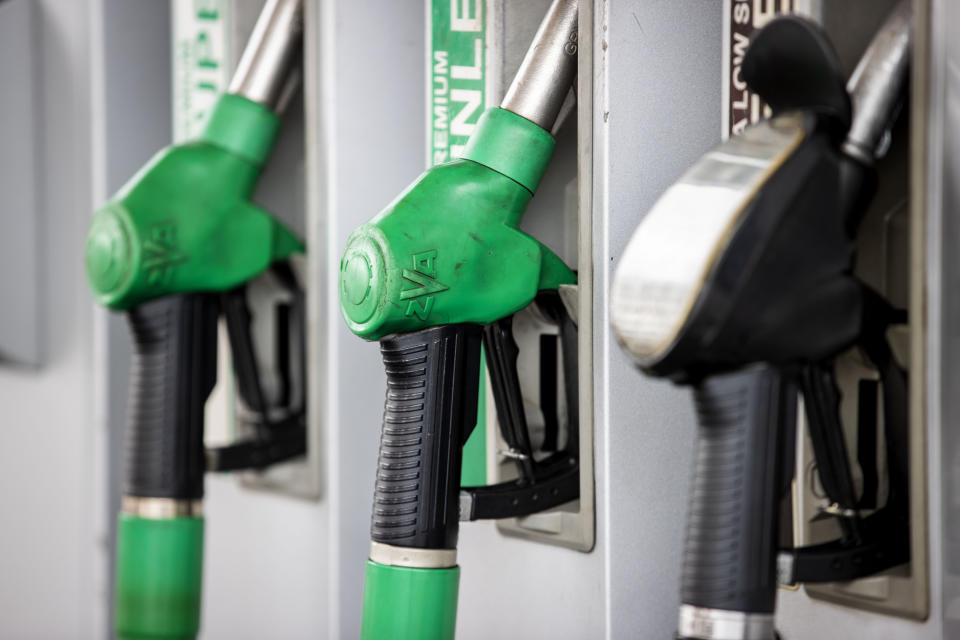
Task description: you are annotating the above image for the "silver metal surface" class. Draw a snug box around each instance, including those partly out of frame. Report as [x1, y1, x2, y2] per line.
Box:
[843, 0, 912, 164]
[777, 552, 797, 586]
[932, 0, 960, 635]
[558, 283, 578, 327]
[368, 542, 457, 569]
[458, 491, 473, 522]
[678, 605, 775, 640]
[500, 0, 577, 131]
[497, 447, 530, 460]
[601, 3, 722, 637]
[121, 496, 203, 519]
[819, 502, 857, 518]
[228, 0, 303, 111]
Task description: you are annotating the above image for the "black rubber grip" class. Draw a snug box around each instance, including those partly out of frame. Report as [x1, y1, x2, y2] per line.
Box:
[371, 324, 482, 549]
[681, 366, 796, 615]
[123, 294, 219, 499]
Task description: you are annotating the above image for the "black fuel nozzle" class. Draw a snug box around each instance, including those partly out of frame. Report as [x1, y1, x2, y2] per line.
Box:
[611, 3, 912, 639]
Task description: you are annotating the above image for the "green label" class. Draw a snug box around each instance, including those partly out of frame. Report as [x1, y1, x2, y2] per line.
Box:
[429, 0, 487, 165]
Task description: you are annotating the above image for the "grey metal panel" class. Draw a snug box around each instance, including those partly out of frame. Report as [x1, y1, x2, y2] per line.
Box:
[934, 0, 960, 634]
[601, 1, 722, 637]
[96, 0, 174, 631]
[0, 0, 104, 634]
[0, 0, 41, 366]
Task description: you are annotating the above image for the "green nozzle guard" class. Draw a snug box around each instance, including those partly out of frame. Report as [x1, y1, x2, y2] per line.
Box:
[115, 514, 204, 640]
[339, 108, 576, 340]
[361, 561, 460, 640]
[85, 93, 304, 310]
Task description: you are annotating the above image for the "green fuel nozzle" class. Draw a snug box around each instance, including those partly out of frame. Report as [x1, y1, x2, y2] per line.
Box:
[339, 106, 575, 340]
[342, 1, 579, 639]
[339, 0, 578, 341]
[87, 1, 305, 639]
[85, 0, 304, 311]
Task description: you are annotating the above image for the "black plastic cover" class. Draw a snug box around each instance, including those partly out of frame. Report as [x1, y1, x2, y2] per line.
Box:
[681, 366, 796, 614]
[743, 15, 851, 137]
[124, 294, 218, 499]
[371, 324, 482, 549]
[651, 133, 868, 381]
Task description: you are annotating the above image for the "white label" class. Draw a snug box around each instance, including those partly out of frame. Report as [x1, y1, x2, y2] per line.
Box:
[172, 0, 232, 142]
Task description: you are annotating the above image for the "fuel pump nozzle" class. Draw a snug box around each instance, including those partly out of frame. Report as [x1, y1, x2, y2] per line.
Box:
[86, 1, 304, 638]
[339, 1, 578, 638]
[610, 3, 911, 639]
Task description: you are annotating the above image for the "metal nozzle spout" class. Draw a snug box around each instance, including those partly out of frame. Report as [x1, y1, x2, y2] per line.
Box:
[501, 0, 578, 132]
[228, 0, 304, 112]
[843, 0, 911, 163]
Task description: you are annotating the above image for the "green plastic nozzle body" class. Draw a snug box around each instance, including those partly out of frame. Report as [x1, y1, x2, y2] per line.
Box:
[361, 561, 460, 640]
[339, 108, 576, 341]
[85, 93, 303, 311]
[115, 515, 204, 640]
